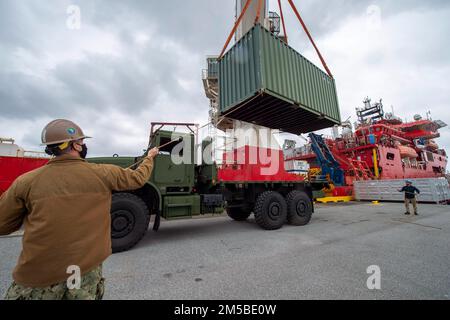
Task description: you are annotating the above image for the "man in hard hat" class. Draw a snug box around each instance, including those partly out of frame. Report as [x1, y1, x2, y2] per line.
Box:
[0, 119, 159, 300]
[398, 180, 420, 216]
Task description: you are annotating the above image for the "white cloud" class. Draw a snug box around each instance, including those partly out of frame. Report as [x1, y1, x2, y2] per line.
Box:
[292, 5, 450, 151]
[1, 0, 449, 160]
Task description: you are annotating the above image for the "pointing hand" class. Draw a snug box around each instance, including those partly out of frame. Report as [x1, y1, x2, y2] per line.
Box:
[147, 148, 159, 159]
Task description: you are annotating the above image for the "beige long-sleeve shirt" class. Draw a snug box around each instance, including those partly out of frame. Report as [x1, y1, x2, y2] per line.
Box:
[0, 154, 153, 287]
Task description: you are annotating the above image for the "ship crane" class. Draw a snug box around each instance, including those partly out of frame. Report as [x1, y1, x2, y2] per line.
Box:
[309, 133, 345, 186]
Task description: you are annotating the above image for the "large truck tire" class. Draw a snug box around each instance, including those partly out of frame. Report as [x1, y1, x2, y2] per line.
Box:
[254, 191, 287, 230]
[110, 193, 151, 253]
[226, 207, 252, 221]
[286, 191, 313, 226]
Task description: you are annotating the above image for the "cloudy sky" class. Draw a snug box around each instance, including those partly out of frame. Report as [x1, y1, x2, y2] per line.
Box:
[1, 0, 449, 157]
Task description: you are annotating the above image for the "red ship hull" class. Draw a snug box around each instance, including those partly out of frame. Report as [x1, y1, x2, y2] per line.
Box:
[284, 99, 448, 185]
[0, 156, 49, 195]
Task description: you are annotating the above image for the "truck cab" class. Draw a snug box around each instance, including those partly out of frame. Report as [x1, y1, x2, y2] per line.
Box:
[89, 122, 315, 253]
[89, 123, 223, 252]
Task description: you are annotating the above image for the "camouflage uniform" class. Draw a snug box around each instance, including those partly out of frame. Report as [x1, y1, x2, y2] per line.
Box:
[4, 265, 104, 300]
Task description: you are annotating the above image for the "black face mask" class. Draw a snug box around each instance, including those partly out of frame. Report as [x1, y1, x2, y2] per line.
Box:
[79, 144, 88, 159]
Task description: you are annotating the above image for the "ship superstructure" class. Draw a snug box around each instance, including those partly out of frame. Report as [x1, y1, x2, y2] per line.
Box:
[284, 98, 448, 185]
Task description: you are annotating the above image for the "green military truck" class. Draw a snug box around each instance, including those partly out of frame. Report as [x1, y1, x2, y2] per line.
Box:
[90, 123, 319, 253]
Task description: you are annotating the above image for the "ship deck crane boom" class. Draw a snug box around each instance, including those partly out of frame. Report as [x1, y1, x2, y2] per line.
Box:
[309, 133, 345, 186]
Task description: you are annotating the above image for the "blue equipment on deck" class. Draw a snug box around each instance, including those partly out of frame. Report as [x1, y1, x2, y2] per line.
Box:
[308, 133, 345, 186]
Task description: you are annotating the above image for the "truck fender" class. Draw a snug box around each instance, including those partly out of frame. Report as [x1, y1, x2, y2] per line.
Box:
[146, 181, 162, 231]
[145, 181, 163, 210]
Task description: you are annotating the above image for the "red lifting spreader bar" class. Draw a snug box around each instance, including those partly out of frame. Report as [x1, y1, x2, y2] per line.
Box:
[218, 0, 333, 79]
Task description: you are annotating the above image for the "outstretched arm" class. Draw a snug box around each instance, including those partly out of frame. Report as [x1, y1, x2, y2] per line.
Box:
[92, 148, 158, 191]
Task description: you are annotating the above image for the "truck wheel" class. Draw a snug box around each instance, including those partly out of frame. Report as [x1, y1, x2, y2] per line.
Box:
[286, 191, 313, 226]
[254, 191, 287, 230]
[110, 193, 151, 253]
[227, 207, 252, 221]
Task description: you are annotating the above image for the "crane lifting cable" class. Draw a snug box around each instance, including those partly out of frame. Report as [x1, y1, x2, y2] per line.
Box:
[287, 0, 333, 78]
[218, 0, 333, 78]
[254, 0, 264, 24]
[278, 0, 288, 43]
[218, 0, 253, 60]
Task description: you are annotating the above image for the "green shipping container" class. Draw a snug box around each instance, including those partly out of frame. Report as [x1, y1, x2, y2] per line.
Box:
[218, 24, 341, 134]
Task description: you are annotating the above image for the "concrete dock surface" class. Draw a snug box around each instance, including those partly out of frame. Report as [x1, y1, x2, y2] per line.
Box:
[1, 202, 449, 300]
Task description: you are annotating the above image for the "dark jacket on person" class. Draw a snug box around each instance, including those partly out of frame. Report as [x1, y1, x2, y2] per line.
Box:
[400, 185, 420, 199]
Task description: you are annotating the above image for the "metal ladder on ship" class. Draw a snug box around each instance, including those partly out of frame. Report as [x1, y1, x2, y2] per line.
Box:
[349, 160, 374, 180]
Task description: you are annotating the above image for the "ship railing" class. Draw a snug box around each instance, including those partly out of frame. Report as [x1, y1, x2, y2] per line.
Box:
[22, 151, 50, 159]
[417, 162, 426, 170]
[402, 159, 426, 170]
